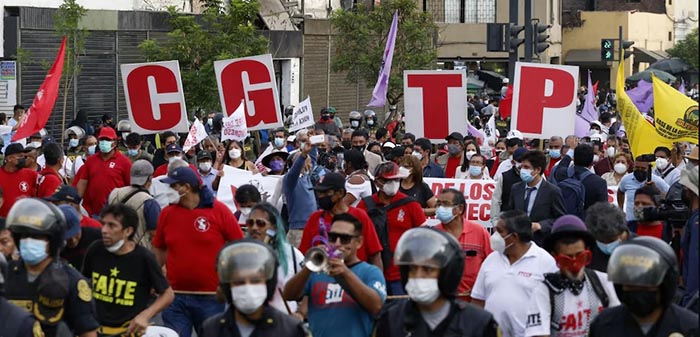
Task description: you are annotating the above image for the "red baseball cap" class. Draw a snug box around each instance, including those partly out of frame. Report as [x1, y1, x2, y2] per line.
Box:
[98, 126, 117, 140]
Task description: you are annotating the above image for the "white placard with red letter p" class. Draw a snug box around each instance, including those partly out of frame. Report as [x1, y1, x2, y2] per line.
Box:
[511, 62, 578, 139]
[214, 54, 283, 131]
[121, 60, 189, 134]
[404, 70, 467, 142]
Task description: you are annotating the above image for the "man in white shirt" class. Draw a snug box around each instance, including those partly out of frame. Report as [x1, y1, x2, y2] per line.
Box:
[1, 105, 24, 153]
[525, 215, 620, 337]
[472, 209, 558, 337]
[494, 130, 524, 178]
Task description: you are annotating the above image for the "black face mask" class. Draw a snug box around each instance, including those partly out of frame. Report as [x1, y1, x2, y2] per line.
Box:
[16, 157, 26, 169]
[342, 141, 352, 150]
[621, 290, 659, 317]
[633, 170, 647, 182]
[353, 145, 366, 153]
[317, 195, 334, 211]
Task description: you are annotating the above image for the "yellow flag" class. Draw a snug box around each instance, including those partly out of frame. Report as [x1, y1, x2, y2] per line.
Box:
[652, 75, 699, 144]
[616, 62, 673, 157]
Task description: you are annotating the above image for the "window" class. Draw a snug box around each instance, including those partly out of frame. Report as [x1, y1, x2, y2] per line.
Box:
[445, 0, 496, 23]
[668, 31, 672, 41]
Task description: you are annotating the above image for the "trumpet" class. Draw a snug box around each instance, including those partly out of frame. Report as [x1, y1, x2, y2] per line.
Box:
[304, 218, 342, 273]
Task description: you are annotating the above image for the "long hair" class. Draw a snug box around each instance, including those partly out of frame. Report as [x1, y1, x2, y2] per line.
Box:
[460, 141, 481, 172]
[250, 202, 290, 275]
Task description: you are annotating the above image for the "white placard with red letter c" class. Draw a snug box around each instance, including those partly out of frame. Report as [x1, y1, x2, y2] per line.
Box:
[214, 54, 283, 131]
[511, 62, 578, 139]
[121, 60, 189, 134]
[403, 70, 467, 143]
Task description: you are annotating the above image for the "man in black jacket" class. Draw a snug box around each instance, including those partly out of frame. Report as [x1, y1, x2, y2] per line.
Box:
[552, 144, 608, 211]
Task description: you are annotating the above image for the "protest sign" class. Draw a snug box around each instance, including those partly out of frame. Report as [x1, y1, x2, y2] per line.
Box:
[424, 178, 496, 228]
[511, 62, 578, 139]
[121, 60, 189, 134]
[183, 119, 208, 152]
[221, 101, 248, 142]
[607, 185, 619, 208]
[216, 166, 282, 213]
[404, 70, 467, 142]
[288, 96, 314, 132]
[214, 54, 282, 131]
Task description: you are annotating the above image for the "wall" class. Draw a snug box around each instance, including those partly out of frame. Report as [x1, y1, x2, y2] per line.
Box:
[672, 0, 699, 41]
[594, 0, 666, 14]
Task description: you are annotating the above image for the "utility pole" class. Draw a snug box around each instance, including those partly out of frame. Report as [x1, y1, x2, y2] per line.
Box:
[524, 0, 533, 62]
[508, 0, 518, 80]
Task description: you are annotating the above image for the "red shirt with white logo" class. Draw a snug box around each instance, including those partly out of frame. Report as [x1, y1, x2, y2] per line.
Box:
[37, 167, 64, 198]
[153, 198, 244, 292]
[298, 207, 383, 262]
[357, 192, 427, 281]
[81, 152, 132, 216]
[0, 167, 39, 217]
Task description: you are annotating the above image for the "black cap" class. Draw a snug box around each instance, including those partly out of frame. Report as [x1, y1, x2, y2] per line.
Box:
[385, 146, 406, 161]
[445, 132, 464, 142]
[3, 143, 30, 156]
[197, 150, 213, 161]
[45, 186, 82, 204]
[312, 172, 346, 192]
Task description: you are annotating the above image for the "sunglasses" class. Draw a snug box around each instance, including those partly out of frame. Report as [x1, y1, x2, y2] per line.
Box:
[245, 219, 269, 228]
[554, 250, 592, 270]
[328, 232, 358, 245]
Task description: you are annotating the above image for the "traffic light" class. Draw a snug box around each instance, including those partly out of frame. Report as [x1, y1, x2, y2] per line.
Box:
[508, 24, 525, 52]
[534, 23, 551, 55]
[621, 39, 634, 59]
[601, 39, 614, 61]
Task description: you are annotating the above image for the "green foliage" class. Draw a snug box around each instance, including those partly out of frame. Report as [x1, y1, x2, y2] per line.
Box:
[330, 0, 437, 106]
[139, 0, 269, 112]
[667, 27, 699, 70]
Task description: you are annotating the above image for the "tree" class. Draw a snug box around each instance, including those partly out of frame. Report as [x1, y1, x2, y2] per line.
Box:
[667, 27, 699, 70]
[55, 0, 88, 142]
[331, 0, 437, 109]
[139, 0, 269, 113]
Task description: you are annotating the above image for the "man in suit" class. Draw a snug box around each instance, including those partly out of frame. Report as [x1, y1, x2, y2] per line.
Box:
[509, 150, 566, 246]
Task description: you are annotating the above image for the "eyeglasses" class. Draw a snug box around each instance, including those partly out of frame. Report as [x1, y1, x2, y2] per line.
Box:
[245, 219, 270, 228]
[328, 232, 358, 244]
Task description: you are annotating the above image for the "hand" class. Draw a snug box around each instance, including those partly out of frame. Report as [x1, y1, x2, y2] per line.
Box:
[301, 141, 312, 156]
[126, 311, 150, 335]
[532, 222, 542, 232]
[292, 312, 306, 322]
[327, 257, 349, 278]
[216, 169, 224, 177]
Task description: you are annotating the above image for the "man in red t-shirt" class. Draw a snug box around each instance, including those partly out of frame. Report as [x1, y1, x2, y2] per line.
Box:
[37, 142, 67, 198]
[299, 172, 383, 269]
[76, 127, 132, 217]
[0, 143, 38, 216]
[436, 132, 466, 178]
[153, 166, 244, 336]
[46, 185, 102, 229]
[356, 162, 427, 295]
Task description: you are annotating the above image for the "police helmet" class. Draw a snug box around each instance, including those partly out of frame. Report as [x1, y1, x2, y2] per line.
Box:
[216, 239, 278, 304]
[394, 227, 465, 298]
[364, 110, 376, 118]
[117, 120, 132, 132]
[607, 236, 679, 307]
[6, 198, 67, 258]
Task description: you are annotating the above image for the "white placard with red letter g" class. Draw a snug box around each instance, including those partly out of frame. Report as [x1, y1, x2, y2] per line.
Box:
[403, 70, 467, 143]
[511, 62, 578, 139]
[214, 54, 283, 131]
[121, 60, 189, 134]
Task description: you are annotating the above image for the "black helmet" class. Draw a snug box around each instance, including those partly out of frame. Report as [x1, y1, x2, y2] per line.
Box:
[216, 239, 278, 304]
[6, 198, 67, 258]
[607, 236, 679, 307]
[394, 227, 465, 298]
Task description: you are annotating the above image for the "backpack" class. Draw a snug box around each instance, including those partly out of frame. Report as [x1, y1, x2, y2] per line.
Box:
[554, 166, 592, 219]
[362, 196, 416, 269]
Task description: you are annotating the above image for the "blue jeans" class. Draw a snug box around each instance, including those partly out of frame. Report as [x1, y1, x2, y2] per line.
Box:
[387, 280, 406, 296]
[162, 294, 224, 337]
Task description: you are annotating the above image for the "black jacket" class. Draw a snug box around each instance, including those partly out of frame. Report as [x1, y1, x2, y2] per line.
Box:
[374, 299, 499, 337]
[509, 179, 566, 246]
[552, 156, 608, 210]
[201, 306, 308, 337]
[589, 304, 699, 337]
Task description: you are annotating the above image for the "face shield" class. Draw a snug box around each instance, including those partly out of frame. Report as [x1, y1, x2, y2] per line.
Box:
[217, 242, 276, 284]
[394, 228, 461, 269]
[607, 244, 670, 287]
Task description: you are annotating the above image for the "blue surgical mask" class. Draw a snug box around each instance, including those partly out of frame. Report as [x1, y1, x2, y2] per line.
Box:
[548, 149, 561, 159]
[68, 138, 79, 148]
[519, 168, 535, 183]
[98, 140, 113, 154]
[20, 238, 48, 266]
[435, 206, 456, 224]
[127, 149, 139, 157]
[274, 137, 286, 148]
[596, 240, 621, 255]
[87, 145, 97, 155]
[469, 166, 483, 177]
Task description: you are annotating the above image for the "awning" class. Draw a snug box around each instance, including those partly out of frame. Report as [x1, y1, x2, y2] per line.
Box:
[633, 48, 669, 64]
[564, 49, 606, 66]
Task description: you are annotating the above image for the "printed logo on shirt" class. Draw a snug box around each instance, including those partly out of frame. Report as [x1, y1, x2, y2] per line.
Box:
[526, 313, 542, 328]
[194, 217, 210, 232]
[397, 209, 405, 222]
[556, 306, 604, 335]
[518, 271, 533, 278]
[109, 162, 116, 168]
[19, 181, 29, 192]
[311, 282, 356, 307]
[91, 268, 137, 306]
[325, 283, 345, 304]
[373, 281, 386, 296]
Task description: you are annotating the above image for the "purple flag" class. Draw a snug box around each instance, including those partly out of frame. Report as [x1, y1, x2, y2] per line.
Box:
[679, 78, 686, 95]
[626, 80, 653, 113]
[367, 10, 398, 107]
[575, 71, 599, 137]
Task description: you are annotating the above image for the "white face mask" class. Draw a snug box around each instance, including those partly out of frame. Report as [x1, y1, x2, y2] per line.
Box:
[29, 141, 42, 149]
[606, 146, 616, 158]
[466, 150, 477, 160]
[490, 232, 512, 255]
[655, 158, 669, 171]
[592, 154, 600, 163]
[239, 207, 252, 216]
[105, 239, 125, 253]
[614, 163, 627, 174]
[405, 278, 440, 305]
[382, 180, 400, 196]
[168, 155, 182, 163]
[412, 151, 423, 161]
[199, 162, 212, 172]
[229, 148, 242, 159]
[231, 284, 267, 314]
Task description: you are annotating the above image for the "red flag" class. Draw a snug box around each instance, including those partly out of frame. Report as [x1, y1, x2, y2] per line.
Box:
[13, 37, 66, 141]
[592, 80, 599, 97]
[499, 85, 514, 119]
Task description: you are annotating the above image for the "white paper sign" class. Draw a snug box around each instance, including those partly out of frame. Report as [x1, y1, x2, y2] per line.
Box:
[221, 101, 248, 142]
[216, 166, 283, 214]
[182, 118, 208, 152]
[288, 96, 314, 132]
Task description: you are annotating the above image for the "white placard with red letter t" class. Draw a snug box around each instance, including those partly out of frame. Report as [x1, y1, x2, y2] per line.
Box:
[121, 60, 189, 134]
[403, 70, 467, 142]
[510, 62, 578, 139]
[214, 54, 283, 131]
